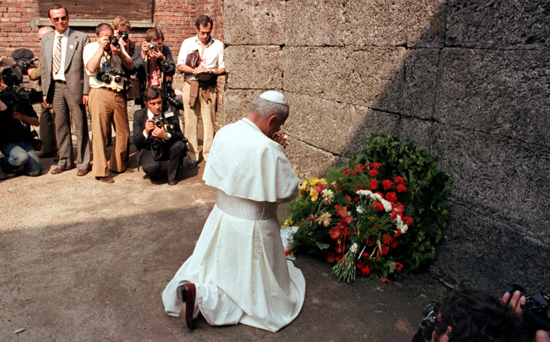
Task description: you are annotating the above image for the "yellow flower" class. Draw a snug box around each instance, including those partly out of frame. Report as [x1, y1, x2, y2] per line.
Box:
[310, 189, 319, 202]
[281, 217, 294, 228]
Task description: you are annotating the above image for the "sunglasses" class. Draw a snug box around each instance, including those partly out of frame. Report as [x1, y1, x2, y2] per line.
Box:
[52, 16, 67, 22]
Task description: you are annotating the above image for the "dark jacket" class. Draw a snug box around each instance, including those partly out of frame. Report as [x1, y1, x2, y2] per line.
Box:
[131, 44, 175, 102]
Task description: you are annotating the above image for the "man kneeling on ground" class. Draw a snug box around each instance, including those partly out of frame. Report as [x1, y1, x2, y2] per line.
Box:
[133, 86, 186, 185]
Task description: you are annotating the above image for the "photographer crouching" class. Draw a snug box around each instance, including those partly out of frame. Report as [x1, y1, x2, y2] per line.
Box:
[133, 87, 186, 185]
[0, 91, 42, 178]
[412, 288, 550, 342]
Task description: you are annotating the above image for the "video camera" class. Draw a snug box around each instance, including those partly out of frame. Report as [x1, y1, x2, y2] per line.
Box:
[0, 54, 42, 115]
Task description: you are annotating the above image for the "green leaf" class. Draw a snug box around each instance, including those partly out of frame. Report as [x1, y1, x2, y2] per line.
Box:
[315, 242, 331, 250]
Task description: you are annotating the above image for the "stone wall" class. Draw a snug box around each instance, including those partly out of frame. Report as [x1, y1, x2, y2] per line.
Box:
[224, 0, 550, 293]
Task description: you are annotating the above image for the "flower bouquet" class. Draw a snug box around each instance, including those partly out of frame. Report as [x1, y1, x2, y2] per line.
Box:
[285, 163, 413, 282]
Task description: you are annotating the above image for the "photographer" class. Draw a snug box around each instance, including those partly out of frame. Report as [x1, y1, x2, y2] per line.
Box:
[112, 16, 135, 57]
[133, 86, 186, 185]
[0, 96, 42, 177]
[413, 289, 549, 342]
[131, 27, 176, 108]
[84, 23, 134, 183]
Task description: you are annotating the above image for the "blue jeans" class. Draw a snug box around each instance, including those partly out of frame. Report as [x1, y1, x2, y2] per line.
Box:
[0, 141, 42, 176]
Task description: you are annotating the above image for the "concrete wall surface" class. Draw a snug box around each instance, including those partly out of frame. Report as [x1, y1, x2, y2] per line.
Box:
[223, 0, 550, 293]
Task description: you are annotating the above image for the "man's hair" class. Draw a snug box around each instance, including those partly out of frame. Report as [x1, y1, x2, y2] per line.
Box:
[112, 16, 131, 31]
[434, 290, 525, 342]
[145, 27, 164, 42]
[38, 26, 54, 37]
[195, 15, 213, 29]
[48, 4, 68, 18]
[250, 97, 289, 122]
[96, 23, 113, 36]
[143, 87, 163, 103]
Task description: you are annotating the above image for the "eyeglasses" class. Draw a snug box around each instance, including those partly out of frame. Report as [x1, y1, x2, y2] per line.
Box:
[52, 16, 67, 22]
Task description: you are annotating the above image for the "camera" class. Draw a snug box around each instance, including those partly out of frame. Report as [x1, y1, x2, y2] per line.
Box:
[96, 69, 126, 84]
[411, 302, 440, 342]
[164, 82, 183, 111]
[506, 285, 550, 339]
[118, 30, 128, 42]
[108, 35, 119, 48]
[152, 115, 163, 129]
[148, 43, 158, 51]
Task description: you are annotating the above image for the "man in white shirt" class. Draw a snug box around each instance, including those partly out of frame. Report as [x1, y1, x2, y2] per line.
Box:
[83, 23, 134, 183]
[176, 15, 225, 168]
[162, 91, 306, 332]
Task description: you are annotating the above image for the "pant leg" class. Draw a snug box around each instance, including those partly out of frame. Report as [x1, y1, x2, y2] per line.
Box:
[19, 141, 42, 176]
[0, 143, 28, 171]
[109, 93, 129, 172]
[166, 140, 185, 182]
[39, 106, 57, 155]
[63, 84, 91, 170]
[140, 149, 161, 179]
[89, 88, 113, 178]
[182, 82, 199, 162]
[199, 85, 217, 162]
[52, 83, 74, 170]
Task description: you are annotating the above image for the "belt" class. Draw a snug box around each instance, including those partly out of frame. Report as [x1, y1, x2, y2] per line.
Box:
[97, 87, 121, 94]
[54, 80, 67, 84]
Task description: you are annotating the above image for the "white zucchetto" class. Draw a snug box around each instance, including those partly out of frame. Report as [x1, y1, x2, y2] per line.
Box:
[259, 91, 288, 105]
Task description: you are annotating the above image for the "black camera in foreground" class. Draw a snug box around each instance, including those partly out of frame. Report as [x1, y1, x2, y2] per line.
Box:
[411, 302, 440, 342]
[108, 35, 119, 48]
[506, 285, 550, 337]
[118, 30, 129, 42]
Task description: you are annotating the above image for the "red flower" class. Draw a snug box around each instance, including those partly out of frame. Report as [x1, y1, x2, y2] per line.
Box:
[379, 278, 393, 284]
[395, 262, 403, 271]
[385, 192, 397, 203]
[307, 214, 318, 222]
[382, 234, 393, 245]
[394, 176, 405, 184]
[335, 205, 348, 218]
[329, 227, 341, 240]
[394, 230, 403, 239]
[403, 216, 413, 226]
[369, 179, 379, 190]
[397, 184, 407, 193]
[343, 170, 351, 175]
[373, 202, 384, 211]
[354, 164, 363, 174]
[381, 246, 390, 255]
[368, 169, 378, 177]
[390, 240, 399, 248]
[335, 244, 346, 254]
[316, 183, 325, 192]
[327, 252, 336, 263]
[371, 162, 381, 169]
[366, 235, 376, 246]
[355, 185, 364, 191]
[356, 261, 371, 276]
[382, 179, 393, 190]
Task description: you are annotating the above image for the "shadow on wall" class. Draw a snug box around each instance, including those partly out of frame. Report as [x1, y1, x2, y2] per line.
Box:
[222, 0, 550, 293]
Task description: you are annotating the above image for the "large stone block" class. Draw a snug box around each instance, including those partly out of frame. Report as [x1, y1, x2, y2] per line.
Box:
[432, 204, 550, 294]
[434, 48, 550, 147]
[284, 46, 407, 107]
[446, 0, 550, 49]
[284, 93, 400, 156]
[286, 137, 341, 180]
[285, 0, 407, 47]
[224, 0, 285, 45]
[433, 124, 550, 233]
[374, 48, 440, 119]
[225, 45, 284, 89]
[221, 89, 264, 125]
[406, 0, 446, 48]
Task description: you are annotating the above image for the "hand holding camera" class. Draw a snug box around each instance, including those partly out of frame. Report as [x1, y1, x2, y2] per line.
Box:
[144, 118, 156, 135]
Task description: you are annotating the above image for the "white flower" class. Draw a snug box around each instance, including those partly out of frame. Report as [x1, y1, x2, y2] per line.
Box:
[356, 190, 373, 197]
[399, 224, 408, 234]
[356, 206, 364, 214]
[350, 243, 360, 253]
[381, 199, 392, 212]
[321, 189, 334, 204]
[374, 193, 383, 202]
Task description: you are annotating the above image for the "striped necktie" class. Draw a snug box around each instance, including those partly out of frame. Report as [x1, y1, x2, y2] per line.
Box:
[53, 35, 62, 74]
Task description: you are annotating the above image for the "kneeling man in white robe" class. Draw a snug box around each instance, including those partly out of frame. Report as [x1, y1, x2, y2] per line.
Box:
[162, 91, 306, 332]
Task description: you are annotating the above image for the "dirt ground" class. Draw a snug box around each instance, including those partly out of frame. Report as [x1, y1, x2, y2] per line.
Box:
[0, 142, 451, 342]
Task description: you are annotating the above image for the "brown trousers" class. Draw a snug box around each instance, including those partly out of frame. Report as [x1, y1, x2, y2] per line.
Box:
[88, 88, 129, 177]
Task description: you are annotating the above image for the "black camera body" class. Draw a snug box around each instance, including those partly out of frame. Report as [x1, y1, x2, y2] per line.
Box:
[96, 69, 126, 84]
[108, 35, 119, 48]
[164, 82, 183, 111]
[507, 285, 550, 338]
[411, 302, 440, 342]
[118, 31, 129, 42]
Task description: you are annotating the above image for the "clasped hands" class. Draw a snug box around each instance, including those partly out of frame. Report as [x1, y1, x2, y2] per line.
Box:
[145, 119, 168, 140]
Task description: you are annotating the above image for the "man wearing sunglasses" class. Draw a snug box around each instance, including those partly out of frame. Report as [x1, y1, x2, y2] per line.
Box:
[40, 4, 91, 177]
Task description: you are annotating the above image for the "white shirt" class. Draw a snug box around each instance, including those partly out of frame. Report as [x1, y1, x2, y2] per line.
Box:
[176, 36, 224, 82]
[83, 41, 130, 92]
[52, 30, 69, 81]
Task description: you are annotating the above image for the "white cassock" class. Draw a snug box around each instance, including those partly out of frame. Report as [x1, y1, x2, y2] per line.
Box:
[162, 118, 306, 332]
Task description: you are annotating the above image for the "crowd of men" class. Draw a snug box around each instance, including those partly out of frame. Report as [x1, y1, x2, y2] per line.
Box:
[0, 4, 224, 185]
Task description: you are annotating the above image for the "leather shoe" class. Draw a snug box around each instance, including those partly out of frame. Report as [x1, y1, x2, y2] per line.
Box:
[76, 169, 89, 176]
[168, 179, 178, 186]
[95, 176, 114, 183]
[51, 167, 64, 175]
[180, 283, 196, 329]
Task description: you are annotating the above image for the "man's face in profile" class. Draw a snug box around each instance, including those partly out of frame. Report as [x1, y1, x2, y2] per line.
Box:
[195, 23, 212, 44]
[146, 96, 163, 115]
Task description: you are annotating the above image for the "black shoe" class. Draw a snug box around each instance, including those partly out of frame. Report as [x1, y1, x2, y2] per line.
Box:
[168, 179, 178, 186]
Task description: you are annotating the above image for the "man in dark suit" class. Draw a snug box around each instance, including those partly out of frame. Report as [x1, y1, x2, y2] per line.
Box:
[133, 87, 186, 185]
[40, 4, 91, 176]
